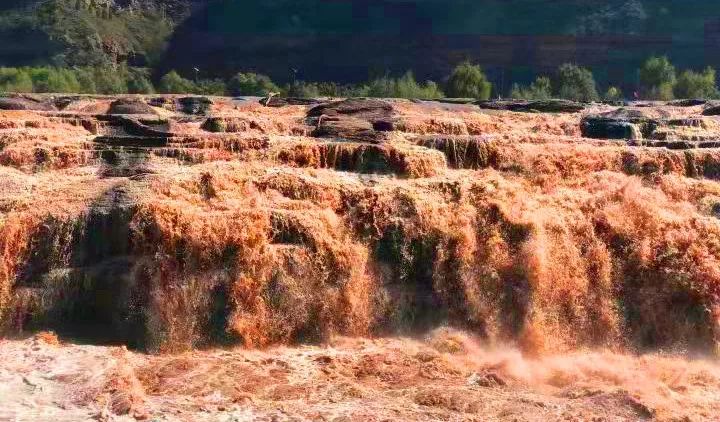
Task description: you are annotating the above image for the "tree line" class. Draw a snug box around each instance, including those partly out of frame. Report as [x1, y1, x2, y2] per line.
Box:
[0, 56, 716, 101]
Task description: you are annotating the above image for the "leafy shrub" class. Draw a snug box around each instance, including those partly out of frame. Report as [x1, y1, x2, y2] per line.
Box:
[648, 83, 675, 101]
[307, 81, 358, 97]
[363, 71, 444, 99]
[316, 82, 342, 97]
[640, 56, 676, 100]
[227, 72, 279, 96]
[195, 79, 227, 96]
[555, 63, 599, 102]
[74, 67, 98, 94]
[345, 85, 374, 98]
[50, 68, 81, 93]
[510, 76, 552, 100]
[92, 67, 128, 94]
[359, 78, 389, 97]
[158, 70, 196, 94]
[285, 81, 321, 98]
[21, 68, 48, 91]
[508, 84, 524, 100]
[674, 67, 717, 99]
[27, 67, 81, 93]
[604, 86, 624, 101]
[126, 68, 155, 94]
[0, 68, 33, 93]
[445, 61, 492, 99]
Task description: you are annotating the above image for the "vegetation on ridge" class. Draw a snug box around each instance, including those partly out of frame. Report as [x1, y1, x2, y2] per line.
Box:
[1, 57, 718, 101]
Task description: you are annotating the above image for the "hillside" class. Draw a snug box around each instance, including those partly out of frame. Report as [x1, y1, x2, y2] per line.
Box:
[0, 0, 186, 67]
[159, 0, 718, 89]
[1, 0, 719, 90]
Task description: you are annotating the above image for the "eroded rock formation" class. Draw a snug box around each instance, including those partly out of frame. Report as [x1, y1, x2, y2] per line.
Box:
[1, 96, 720, 358]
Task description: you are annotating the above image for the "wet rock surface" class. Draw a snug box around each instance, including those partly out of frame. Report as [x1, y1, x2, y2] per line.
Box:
[581, 116, 651, 140]
[702, 101, 720, 116]
[582, 108, 665, 140]
[1, 95, 720, 421]
[307, 98, 395, 120]
[669, 99, 708, 107]
[311, 115, 382, 142]
[307, 98, 397, 143]
[108, 98, 157, 115]
[148, 96, 212, 114]
[0, 95, 56, 111]
[476, 99, 586, 113]
[178, 96, 212, 114]
[582, 106, 720, 148]
[260, 96, 322, 107]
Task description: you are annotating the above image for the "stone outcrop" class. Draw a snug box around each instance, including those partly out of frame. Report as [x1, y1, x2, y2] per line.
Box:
[669, 99, 707, 107]
[148, 96, 212, 114]
[260, 97, 321, 107]
[476, 99, 585, 113]
[307, 98, 395, 120]
[702, 102, 720, 116]
[307, 99, 396, 143]
[581, 108, 659, 140]
[0, 96, 56, 111]
[108, 98, 157, 115]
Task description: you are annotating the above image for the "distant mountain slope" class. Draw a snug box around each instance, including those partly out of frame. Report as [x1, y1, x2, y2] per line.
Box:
[156, 0, 719, 89]
[1, 0, 719, 91]
[0, 0, 193, 67]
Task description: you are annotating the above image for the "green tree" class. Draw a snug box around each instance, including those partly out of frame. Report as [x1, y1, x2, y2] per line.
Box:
[285, 80, 321, 98]
[510, 76, 552, 100]
[26, 67, 52, 92]
[0, 68, 33, 93]
[158, 70, 196, 94]
[74, 67, 98, 94]
[50, 68, 81, 93]
[639, 56, 676, 100]
[195, 79, 227, 96]
[395, 72, 444, 99]
[364, 72, 444, 99]
[604, 86, 624, 101]
[26, 67, 81, 93]
[316, 82, 342, 97]
[93, 67, 128, 94]
[555, 63, 599, 102]
[227, 72, 279, 96]
[674, 67, 717, 99]
[445, 61, 492, 99]
[126, 68, 155, 94]
[418, 80, 444, 99]
[363, 76, 393, 97]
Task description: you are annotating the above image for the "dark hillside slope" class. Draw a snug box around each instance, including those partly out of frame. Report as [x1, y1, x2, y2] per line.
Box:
[158, 0, 720, 90]
[1, 0, 719, 92]
[0, 0, 184, 67]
